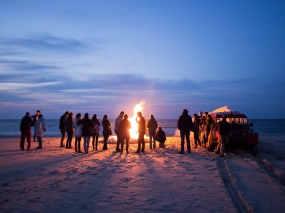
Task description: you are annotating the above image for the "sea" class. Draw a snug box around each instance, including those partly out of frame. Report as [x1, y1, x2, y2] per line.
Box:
[0, 119, 285, 137]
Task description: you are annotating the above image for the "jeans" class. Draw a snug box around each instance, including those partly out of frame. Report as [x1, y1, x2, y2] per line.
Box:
[137, 132, 145, 152]
[180, 131, 191, 153]
[66, 131, 73, 148]
[83, 136, 90, 153]
[20, 130, 31, 150]
[216, 134, 227, 155]
[37, 136, 42, 148]
[115, 130, 121, 150]
[149, 133, 156, 149]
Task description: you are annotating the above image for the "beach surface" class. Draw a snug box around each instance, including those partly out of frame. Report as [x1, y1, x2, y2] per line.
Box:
[1, 135, 285, 212]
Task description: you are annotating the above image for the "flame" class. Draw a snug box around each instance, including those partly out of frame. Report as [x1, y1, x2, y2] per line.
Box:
[129, 100, 145, 139]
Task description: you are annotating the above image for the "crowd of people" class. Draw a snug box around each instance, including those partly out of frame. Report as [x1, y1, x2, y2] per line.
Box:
[19, 108, 230, 157]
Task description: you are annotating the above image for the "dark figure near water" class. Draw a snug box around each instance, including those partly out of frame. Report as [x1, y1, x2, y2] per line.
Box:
[30, 110, 41, 142]
[77, 113, 93, 154]
[118, 114, 131, 154]
[65, 112, 74, 149]
[115, 111, 124, 152]
[177, 109, 193, 154]
[74, 113, 82, 153]
[20, 112, 33, 151]
[102, 115, 112, 150]
[193, 114, 201, 148]
[59, 111, 69, 147]
[155, 126, 166, 148]
[92, 114, 101, 151]
[136, 111, 146, 153]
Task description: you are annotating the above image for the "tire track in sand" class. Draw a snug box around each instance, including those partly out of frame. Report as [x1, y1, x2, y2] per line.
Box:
[216, 158, 253, 213]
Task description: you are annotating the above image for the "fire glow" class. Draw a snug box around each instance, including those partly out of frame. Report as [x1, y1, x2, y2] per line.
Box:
[128, 100, 145, 139]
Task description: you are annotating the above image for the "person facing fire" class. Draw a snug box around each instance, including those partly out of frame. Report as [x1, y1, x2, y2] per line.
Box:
[118, 114, 131, 154]
[215, 115, 231, 157]
[136, 111, 146, 153]
[177, 109, 193, 154]
[115, 111, 124, 152]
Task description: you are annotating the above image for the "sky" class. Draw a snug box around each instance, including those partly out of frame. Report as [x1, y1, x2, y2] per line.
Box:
[0, 0, 285, 119]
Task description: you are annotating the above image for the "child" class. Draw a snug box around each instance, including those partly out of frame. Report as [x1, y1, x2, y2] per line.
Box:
[155, 126, 166, 148]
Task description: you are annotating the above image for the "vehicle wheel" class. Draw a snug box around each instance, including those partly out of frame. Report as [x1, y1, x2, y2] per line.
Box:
[251, 144, 258, 156]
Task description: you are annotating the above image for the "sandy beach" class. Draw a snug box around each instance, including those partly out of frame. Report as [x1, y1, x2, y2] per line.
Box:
[1, 135, 285, 212]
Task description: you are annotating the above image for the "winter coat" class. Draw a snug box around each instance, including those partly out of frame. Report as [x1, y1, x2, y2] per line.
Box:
[73, 118, 83, 138]
[115, 115, 123, 131]
[218, 120, 231, 135]
[102, 119, 112, 136]
[118, 118, 131, 139]
[177, 111, 193, 132]
[155, 130, 166, 143]
[20, 116, 33, 131]
[77, 118, 93, 137]
[193, 117, 200, 132]
[35, 117, 46, 137]
[65, 117, 74, 133]
[59, 114, 67, 130]
[137, 117, 146, 133]
[147, 118, 158, 135]
[206, 115, 213, 132]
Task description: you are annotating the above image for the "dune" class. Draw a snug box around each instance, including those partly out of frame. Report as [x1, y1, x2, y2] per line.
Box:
[0, 135, 285, 212]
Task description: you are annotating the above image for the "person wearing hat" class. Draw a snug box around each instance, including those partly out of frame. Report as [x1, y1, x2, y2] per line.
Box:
[114, 111, 124, 152]
[20, 112, 33, 151]
[177, 109, 193, 154]
[136, 111, 146, 153]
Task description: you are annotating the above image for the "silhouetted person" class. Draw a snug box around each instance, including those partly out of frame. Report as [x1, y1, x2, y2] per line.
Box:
[193, 114, 201, 148]
[155, 126, 166, 148]
[102, 114, 112, 150]
[147, 114, 158, 149]
[215, 115, 231, 157]
[115, 111, 124, 152]
[20, 112, 33, 151]
[136, 111, 146, 153]
[77, 113, 93, 154]
[30, 110, 41, 142]
[177, 109, 193, 154]
[118, 114, 131, 154]
[73, 113, 82, 153]
[59, 111, 69, 147]
[35, 114, 46, 149]
[92, 114, 101, 151]
[65, 112, 74, 149]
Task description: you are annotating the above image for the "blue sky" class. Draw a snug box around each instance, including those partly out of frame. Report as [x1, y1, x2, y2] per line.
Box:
[0, 0, 284, 119]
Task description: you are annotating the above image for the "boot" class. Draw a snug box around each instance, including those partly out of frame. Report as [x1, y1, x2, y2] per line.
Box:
[60, 139, 65, 147]
[75, 141, 78, 152]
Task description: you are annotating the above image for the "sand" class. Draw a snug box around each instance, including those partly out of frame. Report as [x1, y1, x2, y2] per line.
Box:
[1, 135, 285, 212]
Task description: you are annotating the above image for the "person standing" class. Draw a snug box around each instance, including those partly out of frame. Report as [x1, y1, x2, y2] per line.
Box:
[73, 113, 82, 153]
[92, 114, 101, 151]
[59, 111, 69, 147]
[136, 111, 146, 153]
[114, 111, 124, 152]
[20, 112, 33, 151]
[215, 115, 231, 157]
[155, 126, 166, 148]
[147, 114, 158, 149]
[118, 114, 131, 154]
[177, 109, 193, 154]
[206, 114, 213, 145]
[30, 110, 41, 142]
[77, 113, 93, 154]
[65, 112, 74, 149]
[35, 114, 46, 149]
[193, 114, 201, 148]
[102, 115, 112, 150]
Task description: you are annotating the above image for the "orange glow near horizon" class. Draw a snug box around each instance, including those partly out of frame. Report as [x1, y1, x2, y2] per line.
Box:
[129, 100, 145, 139]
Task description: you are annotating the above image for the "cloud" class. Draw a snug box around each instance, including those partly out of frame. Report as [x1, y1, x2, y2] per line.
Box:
[0, 34, 89, 54]
[0, 73, 284, 118]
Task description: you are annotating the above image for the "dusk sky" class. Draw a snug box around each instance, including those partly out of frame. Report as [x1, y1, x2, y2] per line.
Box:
[1, 0, 285, 119]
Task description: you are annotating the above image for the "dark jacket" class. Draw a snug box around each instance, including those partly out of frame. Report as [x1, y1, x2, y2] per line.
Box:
[102, 119, 112, 136]
[77, 118, 93, 137]
[118, 118, 131, 139]
[147, 118, 158, 135]
[218, 120, 231, 135]
[137, 117, 146, 133]
[155, 130, 166, 143]
[177, 111, 193, 132]
[193, 117, 200, 132]
[59, 114, 67, 130]
[66, 117, 74, 133]
[20, 115, 33, 131]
